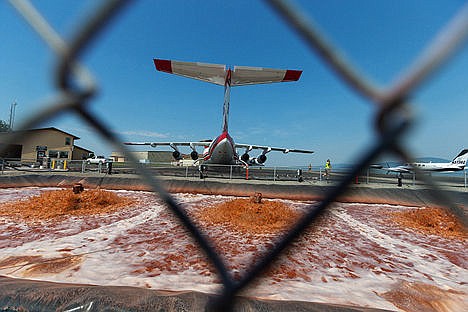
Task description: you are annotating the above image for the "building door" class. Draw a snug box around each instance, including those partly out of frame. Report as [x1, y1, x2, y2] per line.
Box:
[0, 144, 22, 160]
[36, 150, 46, 160]
[36, 145, 47, 162]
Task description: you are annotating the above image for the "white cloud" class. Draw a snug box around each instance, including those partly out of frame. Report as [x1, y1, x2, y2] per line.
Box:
[118, 130, 169, 139]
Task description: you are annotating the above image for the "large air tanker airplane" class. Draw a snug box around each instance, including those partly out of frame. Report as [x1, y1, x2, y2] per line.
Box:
[124, 59, 313, 166]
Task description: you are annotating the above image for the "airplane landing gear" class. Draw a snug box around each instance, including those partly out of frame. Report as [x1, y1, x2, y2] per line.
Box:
[199, 165, 207, 179]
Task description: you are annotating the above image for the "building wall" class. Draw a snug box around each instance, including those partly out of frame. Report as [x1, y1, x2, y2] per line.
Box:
[131, 151, 150, 162]
[148, 151, 174, 163]
[20, 129, 75, 161]
[110, 151, 174, 163]
[110, 151, 126, 162]
[0, 128, 79, 162]
[72, 146, 93, 160]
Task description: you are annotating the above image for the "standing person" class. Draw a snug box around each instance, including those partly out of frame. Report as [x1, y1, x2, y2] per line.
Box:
[324, 159, 331, 181]
[297, 168, 303, 182]
[106, 160, 113, 175]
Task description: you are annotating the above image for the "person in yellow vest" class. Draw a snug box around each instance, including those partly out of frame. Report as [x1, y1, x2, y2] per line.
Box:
[324, 159, 331, 180]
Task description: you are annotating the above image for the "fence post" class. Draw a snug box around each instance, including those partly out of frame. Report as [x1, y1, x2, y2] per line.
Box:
[185, 166, 188, 178]
[412, 172, 416, 186]
[367, 168, 369, 184]
[465, 169, 467, 189]
[319, 168, 322, 181]
[229, 165, 233, 180]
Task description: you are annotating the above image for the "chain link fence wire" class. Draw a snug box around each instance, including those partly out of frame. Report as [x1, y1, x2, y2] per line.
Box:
[3, 0, 468, 310]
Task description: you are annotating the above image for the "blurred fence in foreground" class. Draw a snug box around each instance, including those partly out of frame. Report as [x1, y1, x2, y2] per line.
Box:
[3, 0, 468, 311]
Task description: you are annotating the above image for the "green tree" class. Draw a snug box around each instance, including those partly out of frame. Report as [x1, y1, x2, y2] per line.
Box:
[0, 120, 11, 132]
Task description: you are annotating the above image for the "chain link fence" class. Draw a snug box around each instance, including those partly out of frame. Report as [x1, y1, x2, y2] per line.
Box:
[2, 0, 468, 310]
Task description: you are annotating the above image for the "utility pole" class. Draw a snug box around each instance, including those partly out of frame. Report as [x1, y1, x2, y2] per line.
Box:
[8, 101, 17, 131]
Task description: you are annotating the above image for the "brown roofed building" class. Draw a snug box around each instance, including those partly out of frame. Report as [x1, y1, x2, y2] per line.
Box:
[0, 127, 93, 162]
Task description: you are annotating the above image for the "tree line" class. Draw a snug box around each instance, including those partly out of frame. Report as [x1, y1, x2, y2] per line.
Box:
[0, 120, 11, 132]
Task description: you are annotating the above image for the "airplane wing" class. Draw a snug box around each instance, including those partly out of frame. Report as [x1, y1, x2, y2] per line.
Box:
[235, 143, 313, 154]
[154, 59, 302, 86]
[123, 141, 211, 147]
[383, 166, 412, 173]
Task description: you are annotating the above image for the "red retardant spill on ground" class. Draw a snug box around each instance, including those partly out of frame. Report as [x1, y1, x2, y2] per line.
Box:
[0, 188, 466, 311]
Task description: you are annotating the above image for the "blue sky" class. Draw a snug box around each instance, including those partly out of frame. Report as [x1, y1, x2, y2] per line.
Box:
[1, 1, 467, 166]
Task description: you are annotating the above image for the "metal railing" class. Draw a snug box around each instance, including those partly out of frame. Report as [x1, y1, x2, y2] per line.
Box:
[3, 158, 467, 189]
[2, 1, 468, 310]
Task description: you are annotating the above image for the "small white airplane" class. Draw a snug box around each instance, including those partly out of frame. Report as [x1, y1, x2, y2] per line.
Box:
[376, 149, 468, 173]
[124, 59, 313, 166]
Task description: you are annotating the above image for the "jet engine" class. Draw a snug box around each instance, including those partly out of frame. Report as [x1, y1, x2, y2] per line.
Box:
[257, 154, 267, 164]
[250, 155, 267, 165]
[172, 150, 181, 160]
[241, 153, 250, 162]
[190, 151, 199, 160]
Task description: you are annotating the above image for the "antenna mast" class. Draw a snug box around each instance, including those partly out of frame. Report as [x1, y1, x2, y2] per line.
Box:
[8, 101, 17, 131]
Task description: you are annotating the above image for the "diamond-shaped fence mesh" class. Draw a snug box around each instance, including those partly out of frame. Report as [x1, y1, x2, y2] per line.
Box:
[2, 0, 468, 310]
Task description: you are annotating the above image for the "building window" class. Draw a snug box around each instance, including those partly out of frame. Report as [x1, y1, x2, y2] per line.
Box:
[65, 137, 71, 146]
[48, 150, 59, 158]
[59, 151, 69, 159]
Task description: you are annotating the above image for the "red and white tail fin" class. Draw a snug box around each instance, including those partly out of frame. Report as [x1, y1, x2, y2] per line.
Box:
[230, 65, 302, 86]
[154, 59, 227, 85]
[153, 59, 302, 132]
[153, 59, 302, 86]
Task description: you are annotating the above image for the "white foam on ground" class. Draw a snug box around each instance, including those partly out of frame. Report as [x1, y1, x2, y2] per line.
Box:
[332, 207, 464, 289]
[0, 188, 466, 311]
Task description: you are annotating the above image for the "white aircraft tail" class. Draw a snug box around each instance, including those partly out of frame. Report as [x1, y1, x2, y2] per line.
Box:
[153, 59, 302, 133]
[452, 149, 468, 168]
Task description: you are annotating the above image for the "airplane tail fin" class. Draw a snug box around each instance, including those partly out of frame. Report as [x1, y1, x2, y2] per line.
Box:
[154, 59, 227, 85]
[452, 149, 468, 168]
[153, 59, 302, 86]
[153, 59, 302, 133]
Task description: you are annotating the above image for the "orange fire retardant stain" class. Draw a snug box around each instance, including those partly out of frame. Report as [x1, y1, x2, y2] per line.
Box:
[1, 190, 466, 294]
[387, 207, 467, 239]
[379, 281, 466, 312]
[24, 254, 83, 276]
[0, 254, 82, 276]
[0, 255, 42, 269]
[0, 189, 136, 221]
[194, 198, 302, 235]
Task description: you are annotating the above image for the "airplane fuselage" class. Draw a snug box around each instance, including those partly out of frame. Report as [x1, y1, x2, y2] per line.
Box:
[203, 131, 238, 165]
[409, 162, 465, 172]
[385, 161, 466, 174]
[378, 149, 468, 174]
